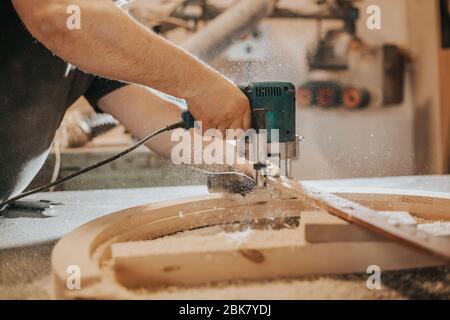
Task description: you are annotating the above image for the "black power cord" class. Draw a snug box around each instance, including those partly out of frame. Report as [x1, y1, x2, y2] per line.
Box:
[0, 120, 187, 210]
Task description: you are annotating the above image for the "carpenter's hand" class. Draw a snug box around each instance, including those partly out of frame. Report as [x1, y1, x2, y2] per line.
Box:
[186, 77, 251, 132]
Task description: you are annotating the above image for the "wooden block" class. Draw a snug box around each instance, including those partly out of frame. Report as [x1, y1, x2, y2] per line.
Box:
[268, 177, 450, 261]
[111, 229, 306, 288]
[302, 211, 416, 243]
[418, 222, 450, 237]
[51, 180, 450, 299]
[110, 218, 443, 288]
[378, 211, 417, 225]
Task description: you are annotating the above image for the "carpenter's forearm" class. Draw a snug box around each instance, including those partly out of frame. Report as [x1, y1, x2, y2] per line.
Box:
[98, 86, 249, 173]
[98, 85, 184, 157]
[12, 0, 220, 99]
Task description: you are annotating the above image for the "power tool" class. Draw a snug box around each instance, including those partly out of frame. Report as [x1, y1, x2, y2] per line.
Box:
[183, 81, 299, 189]
[1, 82, 298, 209]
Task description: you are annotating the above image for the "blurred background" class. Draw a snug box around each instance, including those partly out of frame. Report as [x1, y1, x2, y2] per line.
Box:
[31, 0, 450, 190]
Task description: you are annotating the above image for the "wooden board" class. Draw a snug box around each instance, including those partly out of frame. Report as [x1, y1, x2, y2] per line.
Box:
[51, 185, 449, 299]
[268, 177, 450, 261]
[52, 191, 305, 298]
[323, 187, 450, 221]
[110, 211, 442, 289]
[302, 211, 415, 243]
[407, 0, 450, 173]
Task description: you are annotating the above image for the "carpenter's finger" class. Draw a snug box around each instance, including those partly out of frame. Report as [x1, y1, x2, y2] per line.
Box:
[226, 118, 246, 141]
[243, 109, 252, 130]
[202, 118, 220, 133]
[228, 117, 243, 130]
[215, 121, 230, 138]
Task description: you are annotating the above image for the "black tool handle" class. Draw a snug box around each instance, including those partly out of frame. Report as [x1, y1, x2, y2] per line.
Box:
[181, 111, 195, 130]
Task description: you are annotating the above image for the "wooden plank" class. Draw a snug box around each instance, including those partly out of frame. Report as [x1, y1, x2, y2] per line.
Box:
[267, 177, 450, 261]
[418, 222, 450, 237]
[52, 184, 450, 298]
[51, 192, 306, 297]
[407, 0, 444, 173]
[438, 48, 450, 171]
[320, 186, 450, 221]
[302, 211, 415, 243]
[110, 212, 443, 288]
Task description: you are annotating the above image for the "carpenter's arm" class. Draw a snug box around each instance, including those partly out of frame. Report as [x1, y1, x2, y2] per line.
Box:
[98, 85, 252, 175]
[98, 85, 183, 158]
[12, 0, 251, 131]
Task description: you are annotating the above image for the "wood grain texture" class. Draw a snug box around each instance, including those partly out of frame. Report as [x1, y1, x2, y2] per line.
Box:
[110, 210, 442, 289]
[407, 0, 444, 173]
[52, 184, 449, 299]
[52, 190, 305, 298]
[322, 186, 450, 220]
[267, 177, 450, 261]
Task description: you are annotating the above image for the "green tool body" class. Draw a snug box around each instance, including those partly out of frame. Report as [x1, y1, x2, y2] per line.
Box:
[182, 81, 298, 186]
[239, 82, 296, 143]
[182, 81, 296, 142]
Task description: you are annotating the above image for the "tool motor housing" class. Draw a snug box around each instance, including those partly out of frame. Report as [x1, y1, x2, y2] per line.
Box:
[240, 82, 296, 143]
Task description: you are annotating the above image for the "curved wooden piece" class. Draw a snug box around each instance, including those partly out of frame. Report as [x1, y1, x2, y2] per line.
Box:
[323, 187, 450, 221]
[52, 187, 449, 299]
[52, 191, 305, 298]
[268, 178, 450, 260]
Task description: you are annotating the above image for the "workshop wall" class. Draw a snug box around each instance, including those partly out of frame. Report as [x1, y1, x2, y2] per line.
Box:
[35, 0, 446, 190]
[213, 0, 417, 180]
